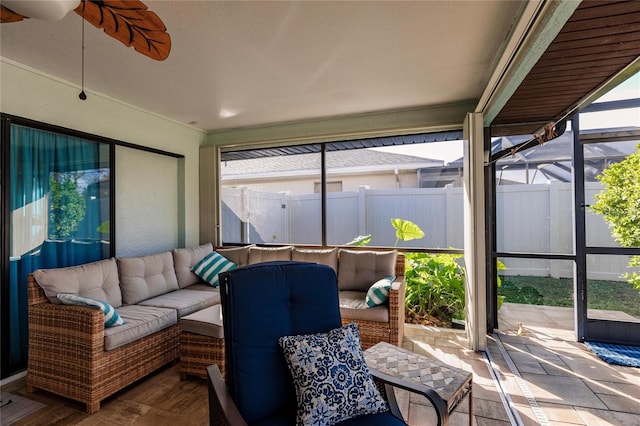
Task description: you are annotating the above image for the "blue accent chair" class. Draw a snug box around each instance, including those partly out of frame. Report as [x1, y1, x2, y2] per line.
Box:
[207, 261, 428, 425]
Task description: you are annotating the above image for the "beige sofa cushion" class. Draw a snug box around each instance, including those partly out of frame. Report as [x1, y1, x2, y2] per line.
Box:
[32, 258, 122, 307]
[248, 246, 293, 264]
[104, 305, 177, 351]
[118, 251, 179, 305]
[138, 289, 220, 318]
[337, 249, 397, 292]
[292, 248, 338, 273]
[172, 243, 213, 288]
[339, 291, 390, 323]
[217, 245, 253, 267]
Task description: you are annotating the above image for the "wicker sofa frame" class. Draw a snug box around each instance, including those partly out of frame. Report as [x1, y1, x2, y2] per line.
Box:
[25, 246, 405, 414]
[27, 275, 180, 414]
[340, 253, 405, 349]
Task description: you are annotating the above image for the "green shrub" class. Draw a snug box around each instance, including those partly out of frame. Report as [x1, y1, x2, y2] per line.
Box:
[591, 144, 640, 290]
[404, 252, 465, 323]
[405, 254, 507, 325]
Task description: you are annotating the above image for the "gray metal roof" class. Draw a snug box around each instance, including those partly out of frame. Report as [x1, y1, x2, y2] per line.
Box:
[220, 130, 463, 161]
[221, 149, 440, 177]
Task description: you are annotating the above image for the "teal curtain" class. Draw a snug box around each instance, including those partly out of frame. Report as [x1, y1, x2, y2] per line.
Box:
[6, 124, 110, 373]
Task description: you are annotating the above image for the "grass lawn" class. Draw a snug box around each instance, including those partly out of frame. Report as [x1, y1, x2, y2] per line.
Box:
[498, 275, 640, 318]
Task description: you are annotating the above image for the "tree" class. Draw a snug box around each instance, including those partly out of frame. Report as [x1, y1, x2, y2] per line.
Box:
[591, 144, 640, 289]
[49, 175, 86, 239]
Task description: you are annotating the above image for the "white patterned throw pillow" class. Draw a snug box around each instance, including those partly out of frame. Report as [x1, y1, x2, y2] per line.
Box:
[191, 251, 237, 287]
[57, 293, 124, 327]
[278, 322, 388, 425]
[365, 276, 395, 307]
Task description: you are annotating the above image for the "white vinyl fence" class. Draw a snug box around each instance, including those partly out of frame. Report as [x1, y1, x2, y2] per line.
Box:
[222, 182, 632, 281]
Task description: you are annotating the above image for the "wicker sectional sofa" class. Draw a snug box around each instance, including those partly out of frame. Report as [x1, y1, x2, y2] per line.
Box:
[220, 245, 406, 350]
[27, 245, 222, 413]
[27, 244, 405, 413]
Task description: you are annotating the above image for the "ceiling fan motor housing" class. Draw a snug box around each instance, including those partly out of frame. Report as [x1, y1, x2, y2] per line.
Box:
[2, 0, 81, 21]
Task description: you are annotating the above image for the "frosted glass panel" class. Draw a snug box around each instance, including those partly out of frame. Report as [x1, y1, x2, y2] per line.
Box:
[116, 146, 179, 256]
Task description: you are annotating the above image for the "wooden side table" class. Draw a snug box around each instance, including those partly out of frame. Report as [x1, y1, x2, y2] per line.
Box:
[364, 341, 473, 426]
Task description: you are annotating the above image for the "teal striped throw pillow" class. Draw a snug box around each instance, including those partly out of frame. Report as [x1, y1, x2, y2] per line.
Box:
[365, 276, 395, 307]
[57, 293, 124, 327]
[191, 251, 237, 287]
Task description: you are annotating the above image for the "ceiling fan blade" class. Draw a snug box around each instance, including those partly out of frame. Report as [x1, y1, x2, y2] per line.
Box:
[0, 5, 26, 23]
[74, 0, 171, 61]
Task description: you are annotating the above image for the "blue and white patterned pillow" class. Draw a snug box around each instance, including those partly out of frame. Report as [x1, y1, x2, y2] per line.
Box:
[365, 276, 395, 307]
[57, 293, 124, 327]
[278, 322, 388, 425]
[191, 251, 237, 287]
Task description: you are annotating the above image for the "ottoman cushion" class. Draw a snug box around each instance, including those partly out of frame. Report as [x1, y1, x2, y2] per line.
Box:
[180, 305, 224, 339]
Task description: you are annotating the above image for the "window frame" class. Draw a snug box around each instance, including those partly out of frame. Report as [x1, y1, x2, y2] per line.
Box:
[219, 130, 465, 252]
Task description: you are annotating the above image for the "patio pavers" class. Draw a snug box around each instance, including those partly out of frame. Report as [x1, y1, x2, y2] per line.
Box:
[402, 303, 640, 425]
[497, 302, 640, 425]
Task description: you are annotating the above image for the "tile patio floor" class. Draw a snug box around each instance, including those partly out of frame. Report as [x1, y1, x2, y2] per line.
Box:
[399, 302, 640, 425]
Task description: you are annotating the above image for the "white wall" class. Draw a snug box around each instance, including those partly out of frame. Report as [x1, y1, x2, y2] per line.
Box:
[1, 59, 206, 254]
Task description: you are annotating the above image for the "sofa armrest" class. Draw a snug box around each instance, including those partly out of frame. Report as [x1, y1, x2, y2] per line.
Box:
[28, 272, 105, 352]
[388, 277, 406, 346]
[29, 302, 105, 356]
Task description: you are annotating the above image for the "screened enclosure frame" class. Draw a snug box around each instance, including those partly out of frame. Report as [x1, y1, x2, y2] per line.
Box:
[487, 99, 640, 345]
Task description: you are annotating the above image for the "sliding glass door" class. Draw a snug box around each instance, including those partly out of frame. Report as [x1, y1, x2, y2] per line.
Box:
[1, 117, 112, 378]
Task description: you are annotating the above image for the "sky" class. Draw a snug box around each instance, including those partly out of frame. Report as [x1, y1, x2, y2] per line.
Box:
[374, 72, 640, 163]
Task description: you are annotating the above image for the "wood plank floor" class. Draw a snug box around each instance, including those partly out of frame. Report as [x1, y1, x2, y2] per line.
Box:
[2, 362, 209, 425]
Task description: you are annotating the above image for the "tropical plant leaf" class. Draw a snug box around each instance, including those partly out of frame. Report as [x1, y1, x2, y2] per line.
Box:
[345, 235, 371, 246]
[96, 220, 110, 234]
[391, 218, 425, 243]
[75, 0, 171, 61]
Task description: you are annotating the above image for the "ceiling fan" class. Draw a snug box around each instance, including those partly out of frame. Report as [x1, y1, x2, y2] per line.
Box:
[0, 0, 171, 61]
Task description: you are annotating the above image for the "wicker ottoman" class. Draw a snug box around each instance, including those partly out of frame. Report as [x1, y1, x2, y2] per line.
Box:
[179, 304, 225, 380]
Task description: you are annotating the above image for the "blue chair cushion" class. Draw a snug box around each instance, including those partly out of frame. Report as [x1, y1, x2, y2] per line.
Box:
[279, 322, 388, 425]
[220, 261, 342, 425]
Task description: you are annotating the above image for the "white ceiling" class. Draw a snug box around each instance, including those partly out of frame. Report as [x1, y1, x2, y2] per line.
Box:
[0, 1, 526, 132]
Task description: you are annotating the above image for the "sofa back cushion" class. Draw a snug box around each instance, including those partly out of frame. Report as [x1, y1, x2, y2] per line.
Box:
[172, 243, 214, 288]
[216, 245, 253, 267]
[118, 251, 179, 304]
[337, 249, 397, 292]
[32, 258, 122, 307]
[248, 246, 293, 264]
[292, 248, 338, 273]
